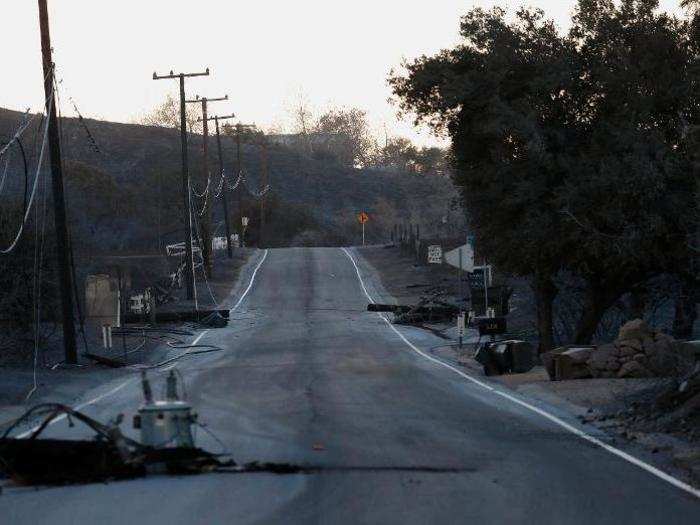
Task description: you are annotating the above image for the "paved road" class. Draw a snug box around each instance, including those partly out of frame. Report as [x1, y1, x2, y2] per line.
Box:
[2, 247, 699, 524]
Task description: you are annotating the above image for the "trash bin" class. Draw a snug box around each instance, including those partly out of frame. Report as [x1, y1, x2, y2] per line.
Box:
[474, 340, 536, 376]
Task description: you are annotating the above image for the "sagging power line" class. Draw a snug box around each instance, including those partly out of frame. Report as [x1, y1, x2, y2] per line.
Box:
[152, 67, 210, 303]
[186, 94, 228, 278]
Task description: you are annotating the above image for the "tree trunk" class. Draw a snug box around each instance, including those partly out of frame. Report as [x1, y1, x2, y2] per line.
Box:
[534, 272, 557, 353]
[672, 276, 696, 340]
[574, 283, 623, 344]
[628, 284, 647, 320]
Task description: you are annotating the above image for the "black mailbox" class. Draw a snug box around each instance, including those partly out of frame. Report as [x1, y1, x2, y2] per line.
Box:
[477, 317, 507, 336]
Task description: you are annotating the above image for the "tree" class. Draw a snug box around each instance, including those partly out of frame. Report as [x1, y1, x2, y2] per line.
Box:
[378, 136, 419, 172]
[315, 106, 377, 168]
[290, 90, 314, 136]
[140, 94, 202, 134]
[415, 146, 449, 176]
[390, 1, 698, 349]
[562, 0, 698, 342]
[373, 136, 450, 175]
[391, 6, 577, 351]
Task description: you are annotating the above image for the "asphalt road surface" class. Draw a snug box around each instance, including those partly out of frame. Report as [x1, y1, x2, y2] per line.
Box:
[2, 247, 700, 524]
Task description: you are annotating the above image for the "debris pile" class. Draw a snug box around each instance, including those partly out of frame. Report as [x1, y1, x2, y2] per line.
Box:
[367, 287, 460, 325]
[0, 372, 230, 487]
[547, 319, 695, 381]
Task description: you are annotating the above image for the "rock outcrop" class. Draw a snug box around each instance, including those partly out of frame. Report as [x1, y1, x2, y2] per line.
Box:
[548, 319, 692, 380]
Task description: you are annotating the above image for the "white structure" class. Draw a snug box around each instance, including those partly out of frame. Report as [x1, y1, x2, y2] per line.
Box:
[427, 245, 443, 264]
[85, 274, 120, 330]
[444, 243, 475, 272]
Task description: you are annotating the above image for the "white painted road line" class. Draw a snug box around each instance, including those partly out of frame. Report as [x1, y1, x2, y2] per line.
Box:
[340, 246, 700, 500]
[232, 249, 268, 312]
[15, 249, 270, 440]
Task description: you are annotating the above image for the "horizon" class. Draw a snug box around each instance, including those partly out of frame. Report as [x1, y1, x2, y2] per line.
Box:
[0, 0, 687, 148]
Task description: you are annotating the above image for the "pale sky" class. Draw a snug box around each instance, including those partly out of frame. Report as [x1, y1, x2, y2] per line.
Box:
[0, 1, 687, 147]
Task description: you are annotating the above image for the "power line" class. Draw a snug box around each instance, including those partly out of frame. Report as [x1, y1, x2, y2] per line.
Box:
[200, 113, 236, 258]
[186, 94, 228, 278]
[0, 96, 51, 254]
[152, 67, 210, 304]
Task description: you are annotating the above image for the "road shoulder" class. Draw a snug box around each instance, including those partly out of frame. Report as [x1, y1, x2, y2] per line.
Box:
[350, 245, 700, 492]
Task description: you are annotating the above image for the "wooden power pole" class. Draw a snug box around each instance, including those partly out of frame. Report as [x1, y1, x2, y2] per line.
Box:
[37, 0, 78, 364]
[152, 68, 209, 302]
[232, 123, 256, 240]
[200, 113, 236, 259]
[186, 95, 227, 278]
[259, 136, 268, 247]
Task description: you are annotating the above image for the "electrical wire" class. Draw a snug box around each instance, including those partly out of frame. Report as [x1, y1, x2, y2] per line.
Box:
[68, 95, 102, 155]
[25, 136, 49, 402]
[53, 75, 91, 354]
[16, 137, 29, 218]
[212, 170, 226, 198]
[0, 94, 52, 255]
[225, 171, 244, 191]
[0, 140, 14, 195]
[240, 169, 270, 199]
[197, 187, 209, 217]
[190, 189, 219, 306]
[0, 109, 35, 160]
[191, 175, 211, 198]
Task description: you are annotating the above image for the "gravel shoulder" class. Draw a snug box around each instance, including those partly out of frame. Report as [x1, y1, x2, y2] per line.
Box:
[356, 244, 700, 488]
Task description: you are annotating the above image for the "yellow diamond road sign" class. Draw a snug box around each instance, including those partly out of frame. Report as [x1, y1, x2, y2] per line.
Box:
[357, 212, 369, 224]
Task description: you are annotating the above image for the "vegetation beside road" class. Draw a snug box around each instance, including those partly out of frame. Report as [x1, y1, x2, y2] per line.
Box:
[391, 0, 699, 351]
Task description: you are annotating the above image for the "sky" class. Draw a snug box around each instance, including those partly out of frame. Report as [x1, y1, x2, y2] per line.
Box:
[0, 1, 688, 147]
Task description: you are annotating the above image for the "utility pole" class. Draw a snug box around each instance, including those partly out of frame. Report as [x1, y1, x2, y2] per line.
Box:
[231, 123, 257, 240]
[152, 68, 209, 302]
[38, 0, 77, 364]
[185, 95, 228, 278]
[200, 113, 236, 259]
[259, 135, 268, 247]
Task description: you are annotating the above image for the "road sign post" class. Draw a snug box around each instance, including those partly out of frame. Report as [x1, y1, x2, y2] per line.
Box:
[241, 216, 249, 247]
[357, 212, 369, 246]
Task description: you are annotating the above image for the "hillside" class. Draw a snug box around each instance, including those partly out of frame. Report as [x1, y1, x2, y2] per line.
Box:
[0, 107, 460, 250]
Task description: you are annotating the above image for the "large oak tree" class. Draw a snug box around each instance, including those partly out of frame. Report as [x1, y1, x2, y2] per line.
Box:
[390, 0, 698, 348]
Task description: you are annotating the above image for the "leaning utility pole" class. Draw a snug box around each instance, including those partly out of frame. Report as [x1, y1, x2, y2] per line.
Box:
[186, 95, 227, 277]
[200, 113, 236, 259]
[152, 68, 209, 302]
[37, 0, 78, 364]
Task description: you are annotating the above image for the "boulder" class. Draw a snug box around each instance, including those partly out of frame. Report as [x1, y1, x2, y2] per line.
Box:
[618, 319, 652, 341]
[587, 343, 618, 372]
[617, 340, 642, 355]
[632, 353, 648, 365]
[605, 359, 622, 372]
[617, 360, 652, 379]
[554, 348, 593, 380]
[542, 346, 570, 380]
[617, 345, 638, 358]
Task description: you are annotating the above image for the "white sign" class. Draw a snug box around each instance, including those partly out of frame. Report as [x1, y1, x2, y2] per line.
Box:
[444, 244, 475, 272]
[457, 312, 466, 337]
[241, 216, 249, 227]
[166, 242, 202, 258]
[427, 245, 443, 264]
[212, 237, 226, 251]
